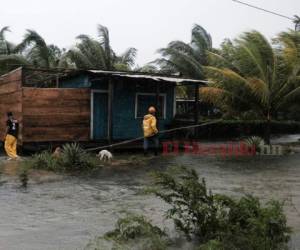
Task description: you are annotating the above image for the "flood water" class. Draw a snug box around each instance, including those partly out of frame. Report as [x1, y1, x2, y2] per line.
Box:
[1, 136, 300, 250]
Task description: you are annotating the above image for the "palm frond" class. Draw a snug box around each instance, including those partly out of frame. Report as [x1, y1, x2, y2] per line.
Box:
[191, 24, 212, 58]
[200, 86, 233, 109]
[0, 54, 29, 75]
[97, 24, 112, 69]
[14, 30, 53, 67]
[246, 77, 269, 105]
[75, 34, 107, 68]
[158, 47, 203, 78]
[155, 24, 212, 79]
[276, 86, 300, 109]
[0, 26, 10, 40]
[118, 47, 137, 67]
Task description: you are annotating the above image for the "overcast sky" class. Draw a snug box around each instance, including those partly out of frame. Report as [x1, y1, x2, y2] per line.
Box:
[1, 0, 299, 65]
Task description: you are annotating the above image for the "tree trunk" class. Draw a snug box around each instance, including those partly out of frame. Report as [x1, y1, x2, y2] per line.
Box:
[264, 114, 271, 145]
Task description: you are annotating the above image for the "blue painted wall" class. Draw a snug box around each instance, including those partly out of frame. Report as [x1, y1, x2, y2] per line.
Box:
[112, 79, 174, 140]
[60, 74, 175, 140]
[60, 74, 90, 88]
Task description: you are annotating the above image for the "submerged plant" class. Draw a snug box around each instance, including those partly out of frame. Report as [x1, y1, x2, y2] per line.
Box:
[60, 143, 92, 170]
[18, 166, 29, 188]
[150, 166, 291, 249]
[24, 143, 99, 172]
[30, 150, 60, 171]
[85, 214, 168, 250]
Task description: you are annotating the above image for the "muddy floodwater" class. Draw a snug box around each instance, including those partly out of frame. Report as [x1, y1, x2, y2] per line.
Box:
[1, 136, 300, 250]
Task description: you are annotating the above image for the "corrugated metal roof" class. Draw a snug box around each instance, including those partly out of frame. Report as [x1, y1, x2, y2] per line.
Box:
[88, 70, 207, 84]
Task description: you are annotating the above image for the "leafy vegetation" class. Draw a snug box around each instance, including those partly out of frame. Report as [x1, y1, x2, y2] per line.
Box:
[155, 24, 213, 98]
[85, 214, 168, 250]
[29, 150, 60, 171]
[243, 136, 264, 153]
[0, 24, 137, 75]
[23, 143, 99, 172]
[0, 26, 27, 75]
[0, 27, 65, 75]
[87, 166, 291, 250]
[67, 24, 137, 71]
[200, 30, 300, 143]
[59, 143, 97, 171]
[150, 166, 291, 249]
[156, 24, 212, 79]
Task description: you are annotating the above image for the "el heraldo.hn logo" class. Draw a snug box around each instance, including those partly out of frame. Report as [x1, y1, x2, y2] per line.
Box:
[162, 141, 283, 157]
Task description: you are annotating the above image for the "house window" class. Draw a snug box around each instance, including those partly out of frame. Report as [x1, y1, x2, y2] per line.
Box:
[135, 93, 166, 119]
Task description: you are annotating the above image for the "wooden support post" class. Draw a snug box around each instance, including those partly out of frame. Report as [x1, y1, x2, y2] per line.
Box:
[155, 82, 160, 117]
[56, 75, 59, 88]
[194, 83, 199, 125]
[108, 78, 114, 144]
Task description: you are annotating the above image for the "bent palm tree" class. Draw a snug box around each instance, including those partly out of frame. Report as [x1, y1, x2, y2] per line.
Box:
[0, 26, 29, 75]
[15, 30, 63, 68]
[156, 24, 212, 78]
[0, 28, 65, 75]
[155, 24, 212, 98]
[200, 30, 300, 143]
[67, 24, 137, 71]
[0, 26, 13, 55]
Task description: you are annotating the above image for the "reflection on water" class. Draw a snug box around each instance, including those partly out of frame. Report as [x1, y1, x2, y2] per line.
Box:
[0, 147, 300, 249]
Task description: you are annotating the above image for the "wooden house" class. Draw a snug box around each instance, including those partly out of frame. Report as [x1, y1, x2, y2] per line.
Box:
[0, 67, 205, 148]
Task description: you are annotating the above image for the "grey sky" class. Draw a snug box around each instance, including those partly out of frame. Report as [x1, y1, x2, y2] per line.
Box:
[1, 0, 299, 65]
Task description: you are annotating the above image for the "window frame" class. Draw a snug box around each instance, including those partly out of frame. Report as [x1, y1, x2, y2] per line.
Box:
[135, 92, 167, 119]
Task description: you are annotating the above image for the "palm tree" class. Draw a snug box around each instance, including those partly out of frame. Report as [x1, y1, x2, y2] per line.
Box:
[67, 24, 137, 71]
[15, 30, 63, 68]
[200, 30, 300, 143]
[0, 26, 13, 55]
[155, 24, 212, 98]
[155, 24, 212, 78]
[0, 28, 65, 75]
[0, 26, 29, 75]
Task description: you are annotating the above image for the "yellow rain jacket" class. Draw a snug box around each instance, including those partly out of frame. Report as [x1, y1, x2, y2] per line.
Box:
[143, 114, 158, 137]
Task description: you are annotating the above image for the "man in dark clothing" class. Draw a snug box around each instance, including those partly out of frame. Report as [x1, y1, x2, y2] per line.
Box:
[3, 112, 19, 159]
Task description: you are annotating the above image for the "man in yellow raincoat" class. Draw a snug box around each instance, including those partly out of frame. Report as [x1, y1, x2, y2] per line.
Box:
[3, 112, 19, 160]
[143, 106, 159, 156]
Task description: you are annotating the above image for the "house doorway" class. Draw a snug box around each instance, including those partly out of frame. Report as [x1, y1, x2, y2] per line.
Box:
[91, 91, 108, 140]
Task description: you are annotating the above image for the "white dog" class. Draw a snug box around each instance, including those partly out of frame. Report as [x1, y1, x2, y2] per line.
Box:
[97, 149, 113, 162]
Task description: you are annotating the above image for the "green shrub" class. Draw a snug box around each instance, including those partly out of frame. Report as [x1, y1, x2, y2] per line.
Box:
[150, 166, 291, 249]
[105, 214, 166, 241]
[60, 143, 96, 171]
[85, 214, 168, 250]
[30, 150, 60, 171]
[25, 143, 99, 172]
[198, 240, 224, 250]
[243, 136, 264, 153]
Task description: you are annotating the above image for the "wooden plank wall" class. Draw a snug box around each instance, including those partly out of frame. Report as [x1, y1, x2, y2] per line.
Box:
[22, 88, 91, 142]
[0, 68, 23, 143]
